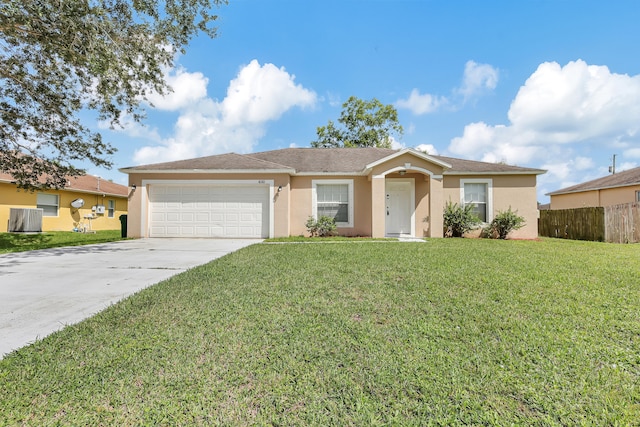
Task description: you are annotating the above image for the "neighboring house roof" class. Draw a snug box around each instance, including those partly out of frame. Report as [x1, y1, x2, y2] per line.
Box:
[121, 148, 546, 176]
[0, 171, 128, 197]
[547, 166, 640, 196]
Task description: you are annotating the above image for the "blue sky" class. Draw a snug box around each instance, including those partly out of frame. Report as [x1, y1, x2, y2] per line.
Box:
[92, 0, 640, 202]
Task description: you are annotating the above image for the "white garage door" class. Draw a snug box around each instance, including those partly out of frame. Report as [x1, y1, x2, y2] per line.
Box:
[149, 184, 269, 238]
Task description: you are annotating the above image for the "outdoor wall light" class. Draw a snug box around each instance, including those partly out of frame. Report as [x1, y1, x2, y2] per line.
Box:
[277, 185, 283, 192]
[399, 170, 406, 176]
[131, 184, 137, 190]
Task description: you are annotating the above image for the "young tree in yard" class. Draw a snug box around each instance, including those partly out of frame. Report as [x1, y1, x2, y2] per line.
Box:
[311, 96, 403, 148]
[0, 0, 226, 190]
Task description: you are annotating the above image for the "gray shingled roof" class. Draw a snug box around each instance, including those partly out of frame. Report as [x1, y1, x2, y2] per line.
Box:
[547, 166, 640, 195]
[121, 152, 293, 172]
[433, 155, 545, 174]
[121, 148, 545, 175]
[0, 171, 128, 196]
[249, 148, 398, 173]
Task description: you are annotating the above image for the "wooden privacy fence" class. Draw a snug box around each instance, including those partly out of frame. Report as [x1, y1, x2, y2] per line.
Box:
[605, 202, 640, 243]
[539, 207, 605, 241]
[539, 202, 640, 243]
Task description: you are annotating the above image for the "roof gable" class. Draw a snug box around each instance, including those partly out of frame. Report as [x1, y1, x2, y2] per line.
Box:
[364, 148, 452, 170]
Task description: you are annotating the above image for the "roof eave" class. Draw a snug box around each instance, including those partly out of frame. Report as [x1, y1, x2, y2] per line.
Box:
[62, 188, 128, 198]
[0, 178, 127, 197]
[119, 168, 295, 174]
[444, 170, 547, 176]
[547, 181, 640, 196]
[292, 171, 367, 176]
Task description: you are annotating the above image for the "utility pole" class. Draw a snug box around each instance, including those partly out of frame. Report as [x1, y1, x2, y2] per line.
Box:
[609, 154, 617, 174]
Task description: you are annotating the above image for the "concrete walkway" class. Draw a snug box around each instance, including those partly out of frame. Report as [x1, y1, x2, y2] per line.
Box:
[0, 238, 260, 358]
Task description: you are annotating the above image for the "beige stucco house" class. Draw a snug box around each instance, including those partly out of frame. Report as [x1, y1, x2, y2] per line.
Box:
[548, 166, 640, 209]
[120, 148, 545, 239]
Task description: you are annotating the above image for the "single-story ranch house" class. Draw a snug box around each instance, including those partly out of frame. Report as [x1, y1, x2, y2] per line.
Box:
[120, 148, 545, 239]
[547, 166, 640, 209]
[0, 172, 128, 233]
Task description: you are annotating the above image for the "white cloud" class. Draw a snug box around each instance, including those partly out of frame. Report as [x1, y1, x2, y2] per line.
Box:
[456, 60, 499, 101]
[396, 89, 446, 115]
[414, 144, 438, 155]
[98, 112, 162, 142]
[326, 92, 342, 107]
[145, 67, 209, 111]
[222, 60, 316, 126]
[541, 157, 595, 182]
[508, 60, 640, 142]
[625, 148, 640, 159]
[618, 161, 638, 172]
[390, 136, 404, 150]
[132, 60, 317, 164]
[396, 60, 497, 115]
[449, 60, 640, 166]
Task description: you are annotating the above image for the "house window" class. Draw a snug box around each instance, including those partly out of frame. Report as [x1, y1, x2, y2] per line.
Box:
[312, 179, 354, 227]
[108, 200, 115, 218]
[636, 191, 640, 202]
[460, 179, 493, 223]
[36, 193, 59, 217]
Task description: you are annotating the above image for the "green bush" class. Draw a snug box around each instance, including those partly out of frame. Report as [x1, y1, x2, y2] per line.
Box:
[305, 215, 337, 237]
[443, 201, 480, 237]
[484, 207, 525, 239]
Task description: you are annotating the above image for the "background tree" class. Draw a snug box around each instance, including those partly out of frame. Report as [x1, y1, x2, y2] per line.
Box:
[0, 0, 226, 189]
[311, 96, 403, 148]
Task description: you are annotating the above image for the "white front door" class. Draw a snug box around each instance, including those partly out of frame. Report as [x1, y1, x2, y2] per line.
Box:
[385, 180, 413, 236]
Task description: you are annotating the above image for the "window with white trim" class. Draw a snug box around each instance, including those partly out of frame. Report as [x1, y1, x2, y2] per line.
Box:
[36, 193, 59, 217]
[460, 179, 493, 223]
[107, 200, 115, 218]
[312, 180, 354, 227]
[636, 190, 640, 202]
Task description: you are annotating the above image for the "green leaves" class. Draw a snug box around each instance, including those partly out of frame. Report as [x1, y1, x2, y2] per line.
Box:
[312, 96, 404, 148]
[0, 0, 226, 189]
[484, 207, 526, 239]
[305, 215, 337, 237]
[443, 201, 481, 237]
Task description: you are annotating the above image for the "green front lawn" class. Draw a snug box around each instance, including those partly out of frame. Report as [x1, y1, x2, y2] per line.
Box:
[1, 239, 638, 425]
[0, 230, 124, 254]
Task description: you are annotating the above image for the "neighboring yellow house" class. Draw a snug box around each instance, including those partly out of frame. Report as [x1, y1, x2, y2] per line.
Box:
[121, 148, 545, 240]
[1, 172, 129, 232]
[548, 166, 640, 209]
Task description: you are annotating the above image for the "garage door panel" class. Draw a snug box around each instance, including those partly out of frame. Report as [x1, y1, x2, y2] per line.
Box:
[181, 212, 194, 221]
[149, 184, 269, 238]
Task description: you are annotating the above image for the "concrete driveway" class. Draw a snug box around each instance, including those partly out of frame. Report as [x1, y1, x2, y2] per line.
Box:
[0, 238, 260, 358]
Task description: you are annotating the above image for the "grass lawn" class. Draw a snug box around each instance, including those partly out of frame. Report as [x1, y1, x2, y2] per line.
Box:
[0, 238, 638, 425]
[0, 230, 124, 254]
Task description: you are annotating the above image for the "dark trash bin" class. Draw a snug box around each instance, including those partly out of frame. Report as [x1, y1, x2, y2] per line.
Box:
[119, 214, 127, 238]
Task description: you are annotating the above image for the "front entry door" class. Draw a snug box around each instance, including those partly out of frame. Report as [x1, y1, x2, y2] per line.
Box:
[385, 180, 412, 236]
